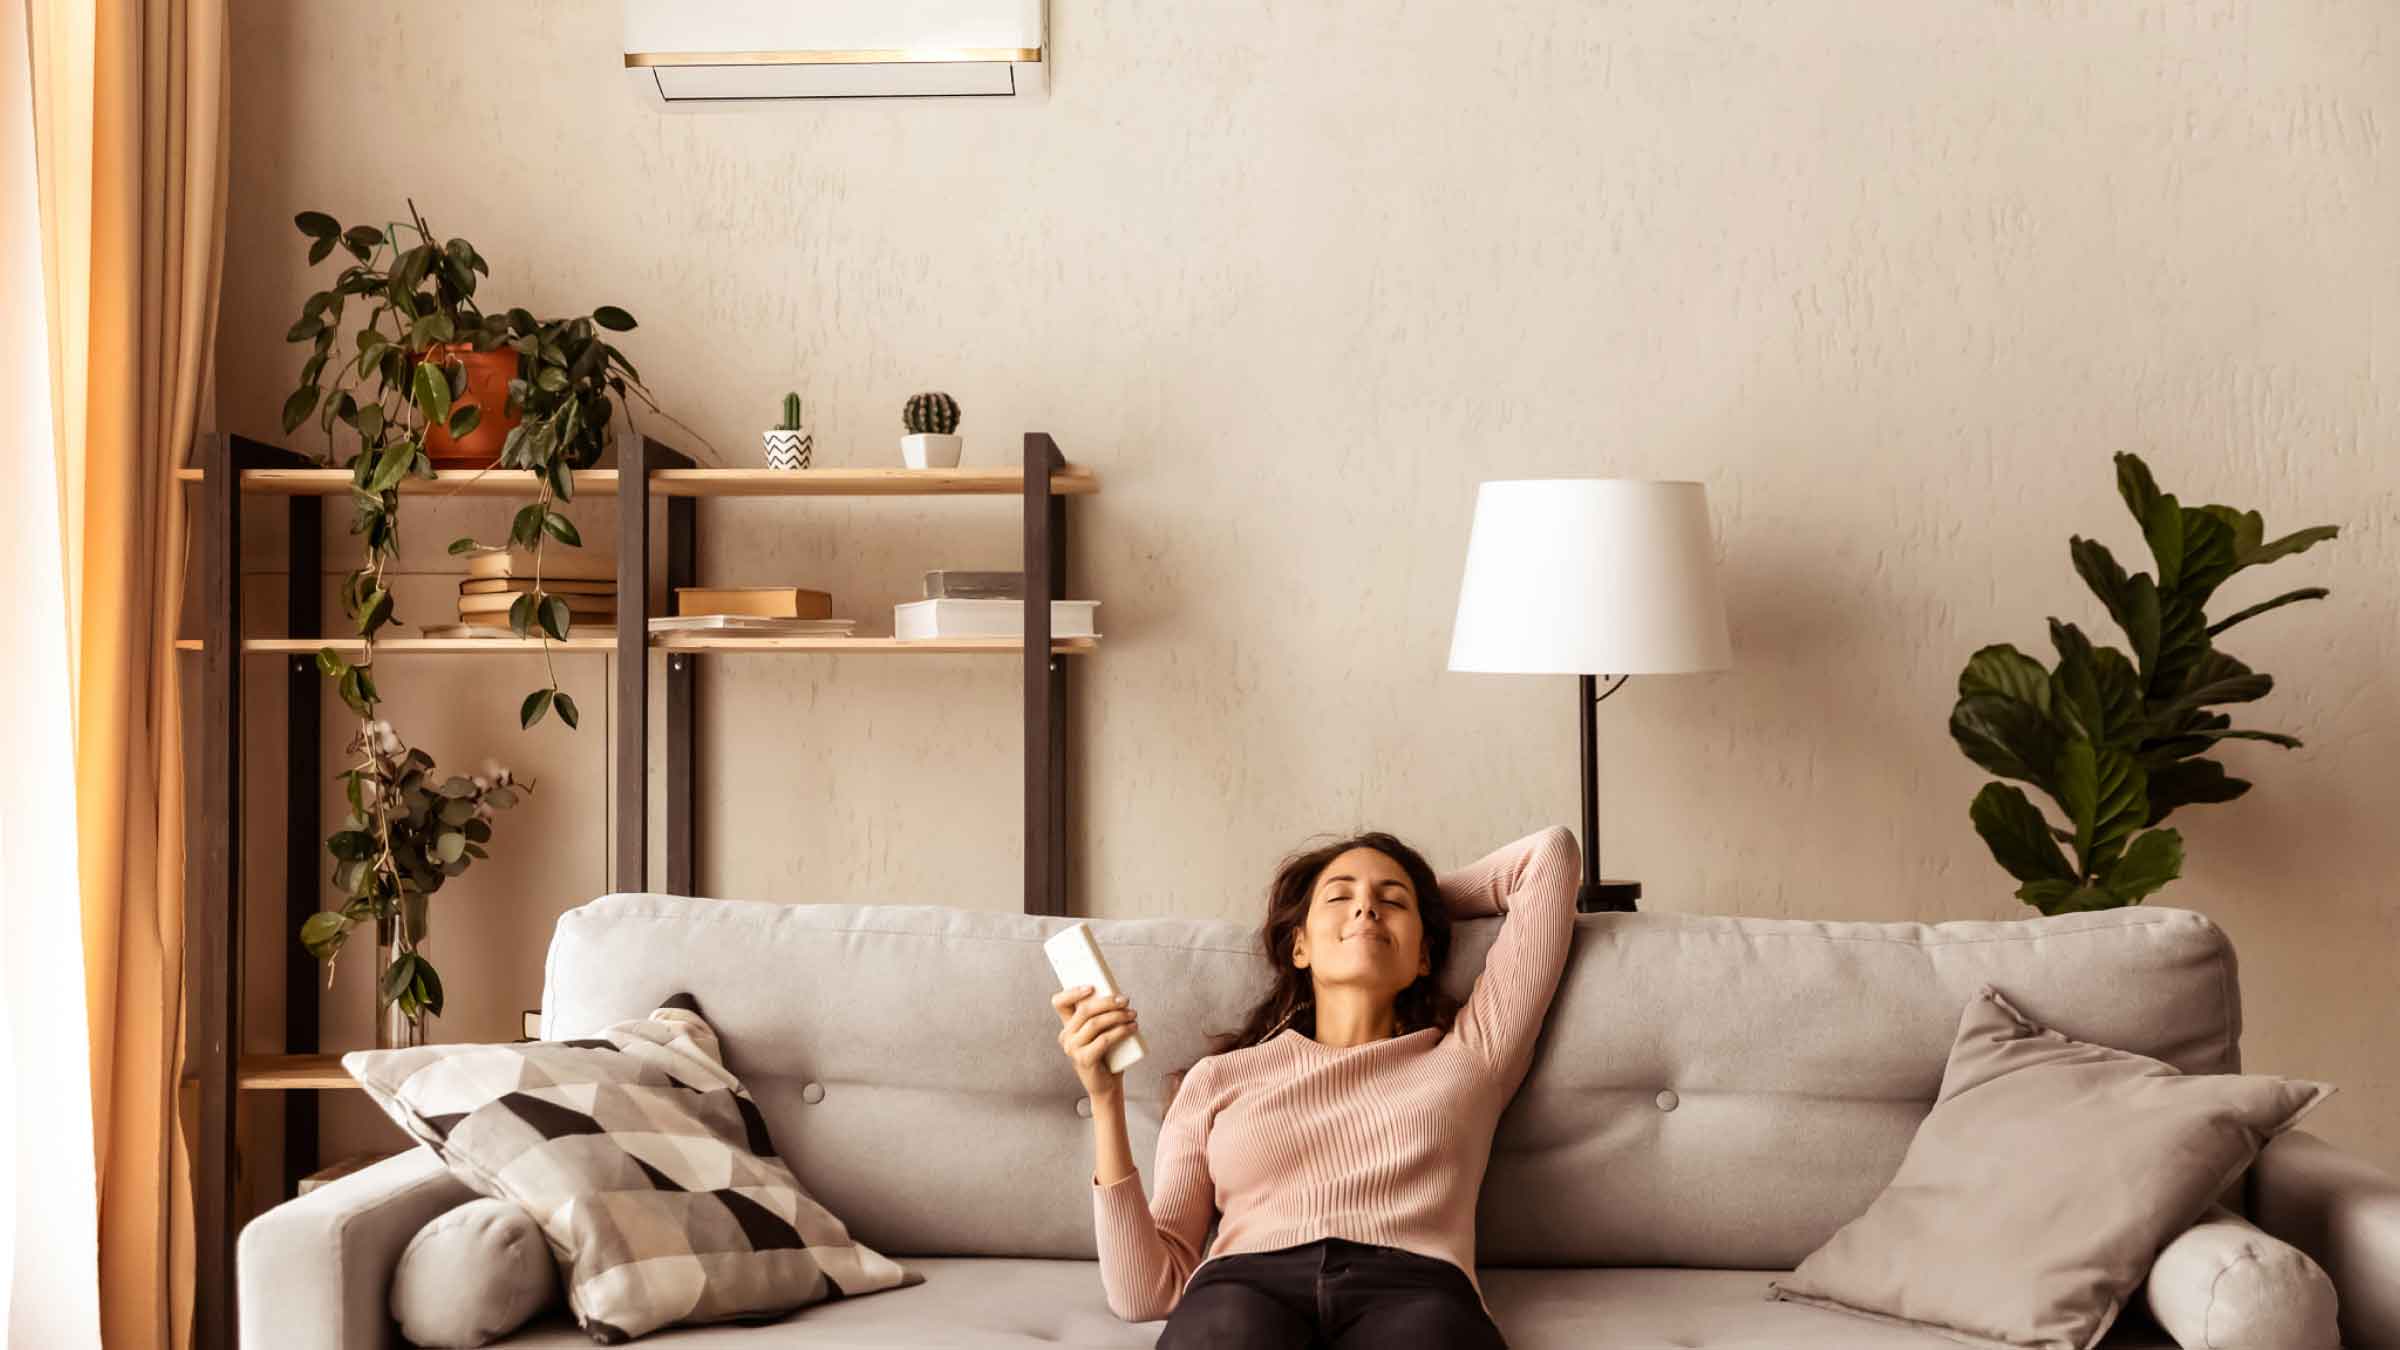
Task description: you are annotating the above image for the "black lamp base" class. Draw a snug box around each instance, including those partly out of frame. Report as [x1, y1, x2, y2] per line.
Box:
[1577, 674, 1642, 914]
[1576, 879, 1642, 914]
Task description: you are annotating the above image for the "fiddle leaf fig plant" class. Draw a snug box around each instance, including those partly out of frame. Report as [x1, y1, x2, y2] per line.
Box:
[1951, 453, 2337, 914]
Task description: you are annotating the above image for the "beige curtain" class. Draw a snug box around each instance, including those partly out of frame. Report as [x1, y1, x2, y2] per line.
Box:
[27, 2, 230, 1347]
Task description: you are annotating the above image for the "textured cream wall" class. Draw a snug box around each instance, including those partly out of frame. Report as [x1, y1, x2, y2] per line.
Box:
[216, 0, 2398, 1188]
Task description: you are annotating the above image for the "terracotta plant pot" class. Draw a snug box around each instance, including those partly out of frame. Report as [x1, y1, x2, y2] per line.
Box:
[420, 343, 523, 469]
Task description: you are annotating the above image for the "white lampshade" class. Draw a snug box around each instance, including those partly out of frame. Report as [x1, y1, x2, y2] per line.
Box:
[1446, 479, 1731, 675]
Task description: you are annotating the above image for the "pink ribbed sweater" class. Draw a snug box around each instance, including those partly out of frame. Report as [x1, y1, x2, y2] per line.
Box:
[1091, 825, 1581, 1323]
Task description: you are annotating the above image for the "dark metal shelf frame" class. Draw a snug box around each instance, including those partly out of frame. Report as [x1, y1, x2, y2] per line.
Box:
[186, 431, 1086, 1349]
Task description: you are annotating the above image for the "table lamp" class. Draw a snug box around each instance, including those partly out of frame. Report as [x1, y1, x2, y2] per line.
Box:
[1446, 479, 1732, 912]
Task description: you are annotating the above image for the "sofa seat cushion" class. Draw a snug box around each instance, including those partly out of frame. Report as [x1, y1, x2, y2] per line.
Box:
[485, 1262, 2185, 1348]
[495, 1258, 1161, 1348]
[1475, 1269, 2179, 1349]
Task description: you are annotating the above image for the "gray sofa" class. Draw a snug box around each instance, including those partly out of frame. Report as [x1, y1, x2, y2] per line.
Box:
[239, 893, 2400, 1348]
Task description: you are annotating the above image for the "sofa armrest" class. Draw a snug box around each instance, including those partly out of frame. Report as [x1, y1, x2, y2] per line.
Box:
[236, 1146, 475, 1350]
[2248, 1129, 2400, 1350]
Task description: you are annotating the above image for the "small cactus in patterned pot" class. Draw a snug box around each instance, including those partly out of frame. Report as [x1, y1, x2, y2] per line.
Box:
[900, 391, 963, 468]
[763, 390, 812, 471]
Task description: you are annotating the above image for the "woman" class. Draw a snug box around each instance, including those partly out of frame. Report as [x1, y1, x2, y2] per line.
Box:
[1051, 825, 1580, 1349]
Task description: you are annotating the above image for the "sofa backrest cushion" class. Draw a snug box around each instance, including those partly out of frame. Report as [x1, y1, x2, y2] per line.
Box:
[541, 897, 2238, 1268]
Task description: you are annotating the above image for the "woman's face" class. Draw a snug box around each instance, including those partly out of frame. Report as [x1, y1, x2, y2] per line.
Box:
[1291, 846, 1431, 1000]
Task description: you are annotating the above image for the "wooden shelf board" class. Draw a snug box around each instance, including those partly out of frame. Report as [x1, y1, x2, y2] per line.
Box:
[176, 464, 1099, 498]
[177, 635, 1097, 654]
[653, 635, 1100, 653]
[175, 466, 609, 496]
[649, 466, 1099, 497]
[239, 1054, 358, 1091]
[176, 637, 617, 654]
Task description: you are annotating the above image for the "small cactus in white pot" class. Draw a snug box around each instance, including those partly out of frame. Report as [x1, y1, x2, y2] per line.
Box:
[764, 391, 812, 471]
[900, 392, 961, 469]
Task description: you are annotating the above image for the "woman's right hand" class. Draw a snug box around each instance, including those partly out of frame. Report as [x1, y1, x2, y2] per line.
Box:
[1053, 984, 1139, 1099]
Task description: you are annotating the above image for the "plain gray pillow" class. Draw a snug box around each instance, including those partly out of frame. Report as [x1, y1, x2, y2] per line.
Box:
[1767, 985, 2333, 1350]
[392, 1197, 559, 1347]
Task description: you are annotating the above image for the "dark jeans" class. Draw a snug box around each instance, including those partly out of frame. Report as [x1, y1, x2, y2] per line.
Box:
[1155, 1237, 1509, 1349]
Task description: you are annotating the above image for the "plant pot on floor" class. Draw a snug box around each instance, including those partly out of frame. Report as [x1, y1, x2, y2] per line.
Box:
[421, 343, 522, 469]
[901, 433, 962, 469]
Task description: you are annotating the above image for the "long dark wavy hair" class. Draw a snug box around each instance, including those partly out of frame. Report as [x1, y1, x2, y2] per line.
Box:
[1164, 831, 1463, 1107]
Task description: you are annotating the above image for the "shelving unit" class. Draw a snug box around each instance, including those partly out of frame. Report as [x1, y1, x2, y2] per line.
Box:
[173, 636, 1098, 654]
[183, 431, 1097, 1350]
[170, 463, 1100, 498]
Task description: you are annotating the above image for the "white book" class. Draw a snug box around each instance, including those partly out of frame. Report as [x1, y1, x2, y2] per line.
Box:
[647, 615, 857, 633]
[893, 598, 1099, 640]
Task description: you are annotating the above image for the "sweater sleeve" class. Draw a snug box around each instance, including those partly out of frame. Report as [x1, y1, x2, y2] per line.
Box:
[1437, 825, 1582, 1078]
[1090, 1057, 1219, 1322]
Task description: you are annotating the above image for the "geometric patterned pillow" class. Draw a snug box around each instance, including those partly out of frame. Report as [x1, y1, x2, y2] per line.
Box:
[343, 993, 920, 1343]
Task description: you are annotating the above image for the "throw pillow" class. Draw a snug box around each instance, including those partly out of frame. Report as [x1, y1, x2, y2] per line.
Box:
[345, 993, 920, 1343]
[393, 1196, 559, 1347]
[2143, 1203, 2340, 1350]
[1765, 984, 2332, 1350]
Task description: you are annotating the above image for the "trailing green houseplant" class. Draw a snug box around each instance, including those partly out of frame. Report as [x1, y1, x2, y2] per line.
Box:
[1950, 453, 2337, 914]
[280, 201, 658, 1038]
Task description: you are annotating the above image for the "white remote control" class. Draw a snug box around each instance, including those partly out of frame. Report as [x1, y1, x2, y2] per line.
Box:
[1045, 922, 1147, 1075]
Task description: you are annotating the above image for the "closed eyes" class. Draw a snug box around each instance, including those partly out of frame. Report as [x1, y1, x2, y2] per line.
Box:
[1321, 879, 1412, 907]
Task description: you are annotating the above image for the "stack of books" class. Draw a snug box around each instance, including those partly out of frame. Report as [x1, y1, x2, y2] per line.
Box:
[896, 570, 1100, 640]
[652, 585, 856, 638]
[420, 548, 617, 639]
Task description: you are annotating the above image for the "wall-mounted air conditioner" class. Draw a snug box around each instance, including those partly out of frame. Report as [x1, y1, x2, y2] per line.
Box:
[623, 0, 1046, 103]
